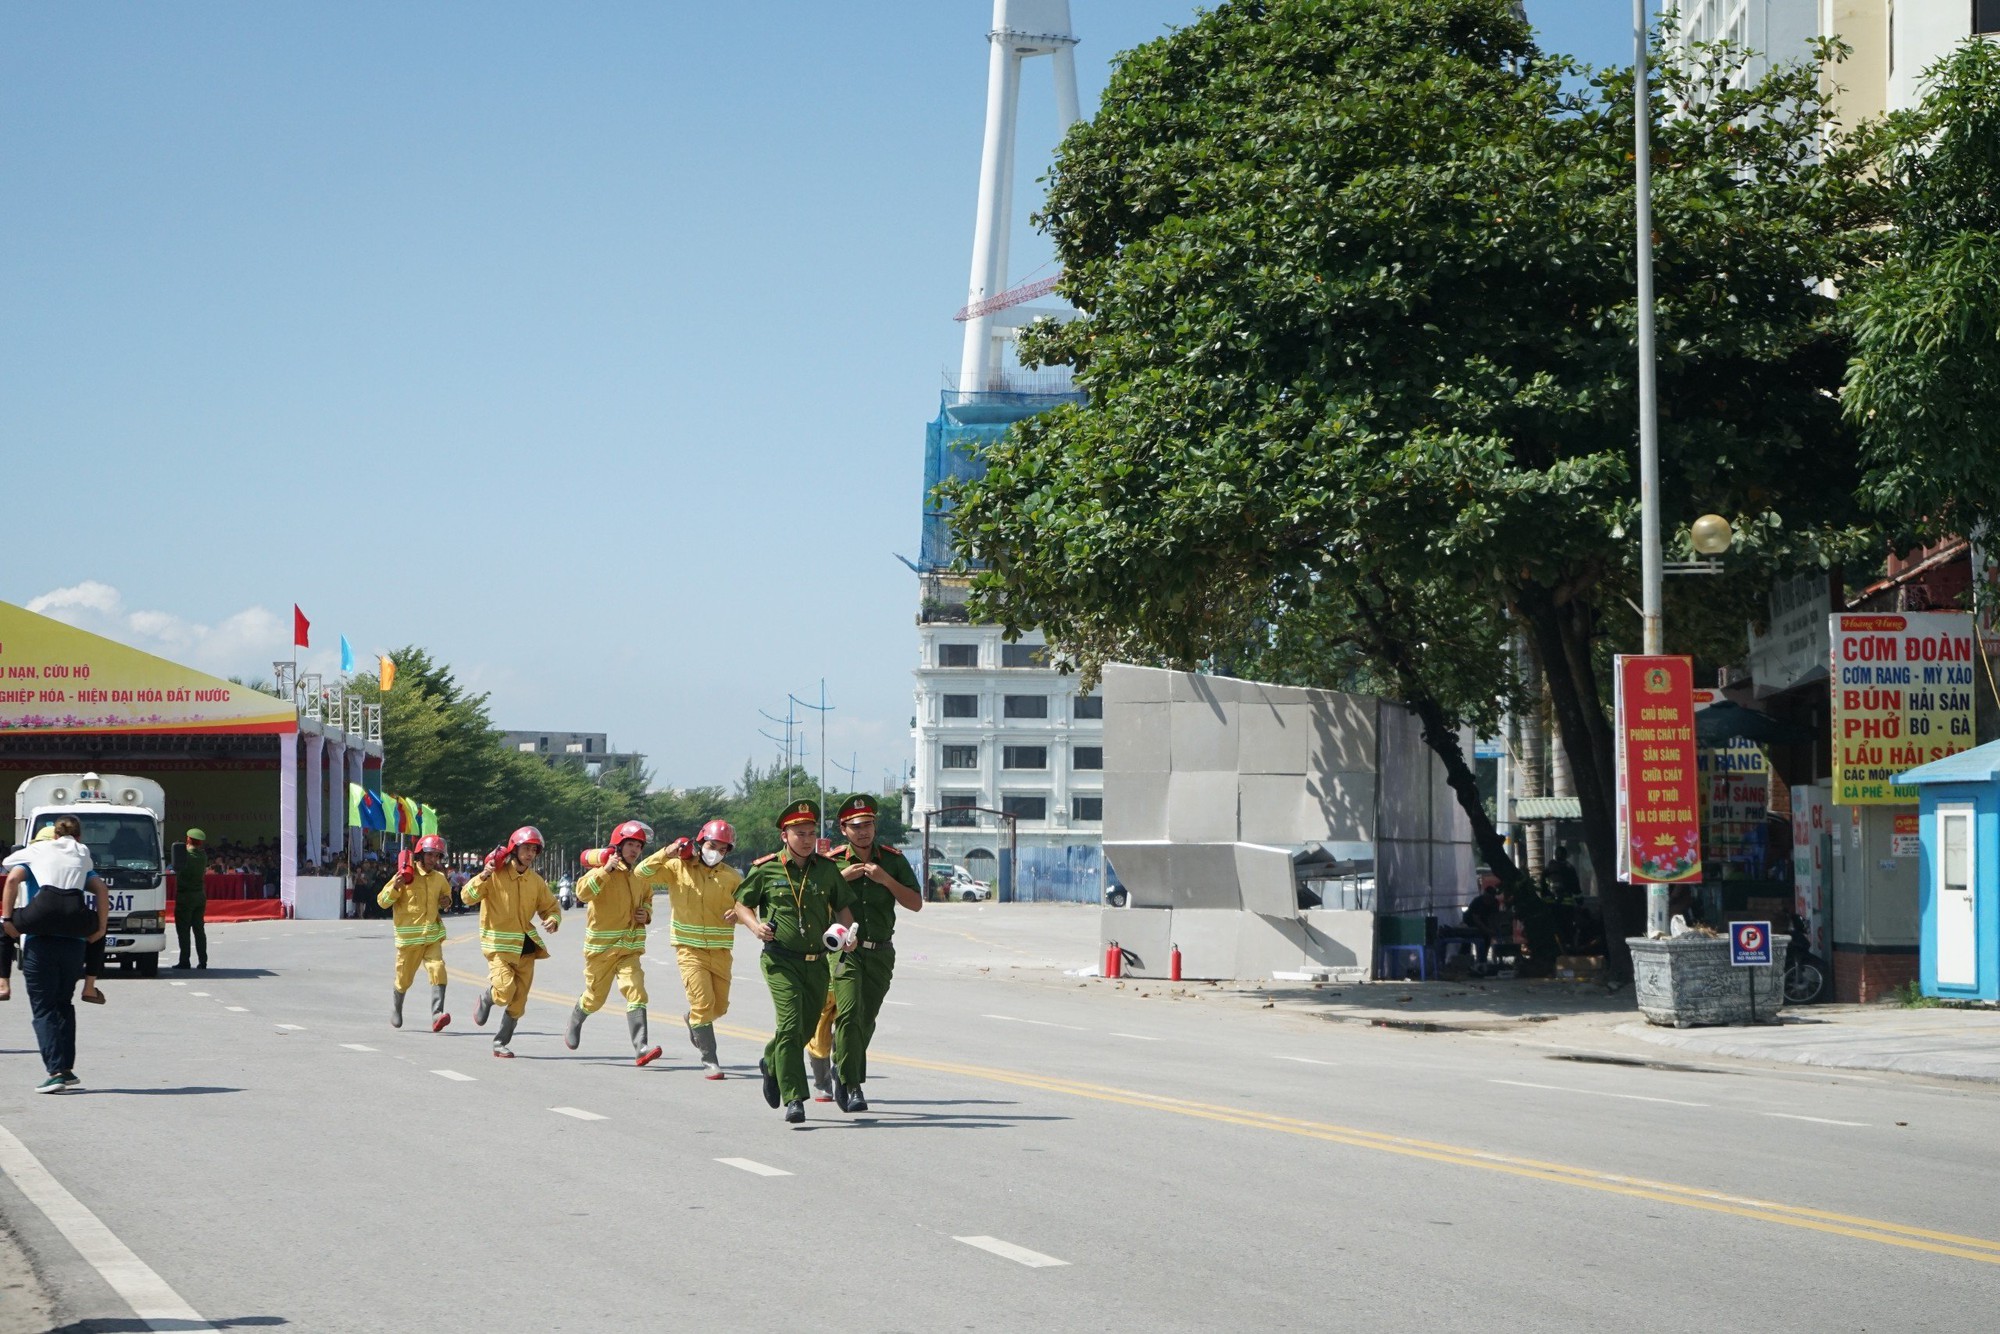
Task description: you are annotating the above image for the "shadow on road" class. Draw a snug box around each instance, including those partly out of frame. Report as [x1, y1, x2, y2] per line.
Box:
[51, 1318, 286, 1331]
[156, 969, 277, 981]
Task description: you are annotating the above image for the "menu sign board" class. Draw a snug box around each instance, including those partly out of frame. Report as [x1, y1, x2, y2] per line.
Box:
[1830, 612, 1974, 804]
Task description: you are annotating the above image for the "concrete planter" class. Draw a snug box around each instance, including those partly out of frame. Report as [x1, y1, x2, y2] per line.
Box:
[1629, 936, 1790, 1028]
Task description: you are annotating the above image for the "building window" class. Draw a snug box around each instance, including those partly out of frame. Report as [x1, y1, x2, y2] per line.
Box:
[1003, 694, 1048, 719]
[942, 695, 978, 719]
[584, 738, 594, 753]
[939, 794, 978, 827]
[1001, 642, 1048, 668]
[1073, 746, 1103, 771]
[1073, 694, 1103, 720]
[937, 643, 978, 667]
[1001, 795, 1047, 821]
[1003, 745, 1048, 770]
[1978, 0, 2000, 34]
[941, 744, 979, 769]
[1072, 795, 1103, 822]
[538, 737, 548, 752]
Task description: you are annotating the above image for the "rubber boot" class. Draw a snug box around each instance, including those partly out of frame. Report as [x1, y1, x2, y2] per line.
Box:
[565, 1004, 587, 1051]
[391, 989, 406, 1029]
[474, 987, 493, 1027]
[629, 1008, 662, 1067]
[685, 1013, 702, 1054]
[809, 1053, 834, 1103]
[692, 1024, 723, 1080]
[430, 983, 450, 1033]
[493, 1011, 518, 1058]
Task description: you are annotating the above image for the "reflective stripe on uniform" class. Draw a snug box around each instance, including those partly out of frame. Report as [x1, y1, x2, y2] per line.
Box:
[394, 923, 447, 947]
[671, 923, 734, 948]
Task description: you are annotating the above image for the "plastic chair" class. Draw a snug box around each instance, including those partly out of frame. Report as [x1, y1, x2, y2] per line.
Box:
[1378, 943, 1430, 981]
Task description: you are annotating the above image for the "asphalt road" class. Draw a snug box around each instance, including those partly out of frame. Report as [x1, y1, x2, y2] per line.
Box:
[1, 904, 1996, 1332]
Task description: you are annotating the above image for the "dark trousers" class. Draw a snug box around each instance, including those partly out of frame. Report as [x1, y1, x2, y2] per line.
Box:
[176, 896, 207, 965]
[22, 936, 85, 1076]
[0, 931, 12, 980]
[3, 930, 99, 980]
[832, 947, 894, 1086]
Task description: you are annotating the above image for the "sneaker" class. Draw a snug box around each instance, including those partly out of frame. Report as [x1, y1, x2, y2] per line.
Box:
[847, 1089, 868, 1113]
[758, 1057, 780, 1109]
[703, 1062, 725, 1081]
[431, 1013, 451, 1033]
[635, 1046, 662, 1067]
[58, 1073, 80, 1088]
[492, 1046, 515, 1060]
[34, 1076, 64, 1095]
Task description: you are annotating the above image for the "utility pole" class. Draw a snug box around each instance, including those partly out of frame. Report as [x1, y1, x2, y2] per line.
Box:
[1633, 0, 1669, 939]
[760, 701, 803, 803]
[791, 681, 832, 839]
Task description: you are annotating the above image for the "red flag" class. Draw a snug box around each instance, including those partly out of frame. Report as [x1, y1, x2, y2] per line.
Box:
[293, 605, 310, 648]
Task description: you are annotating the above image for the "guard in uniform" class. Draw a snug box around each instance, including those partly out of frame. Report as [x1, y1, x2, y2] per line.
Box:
[565, 820, 662, 1066]
[635, 818, 741, 1079]
[170, 828, 209, 971]
[817, 794, 921, 1112]
[462, 825, 561, 1058]
[379, 833, 454, 1031]
[729, 799, 855, 1123]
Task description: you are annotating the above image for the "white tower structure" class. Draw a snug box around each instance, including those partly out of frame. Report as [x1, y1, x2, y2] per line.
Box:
[959, 0, 1081, 392]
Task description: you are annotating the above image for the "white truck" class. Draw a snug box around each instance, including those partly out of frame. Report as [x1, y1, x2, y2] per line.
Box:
[13, 773, 167, 976]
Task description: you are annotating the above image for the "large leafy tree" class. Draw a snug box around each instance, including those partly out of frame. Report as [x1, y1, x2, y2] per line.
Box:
[947, 0, 1887, 975]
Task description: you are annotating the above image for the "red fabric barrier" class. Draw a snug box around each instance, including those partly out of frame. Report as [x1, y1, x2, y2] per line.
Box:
[165, 899, 286, 922]
[165, 872, 272, 900]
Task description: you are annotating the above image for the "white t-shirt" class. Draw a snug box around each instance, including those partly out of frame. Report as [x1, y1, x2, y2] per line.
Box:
[2, 837, 96, 891]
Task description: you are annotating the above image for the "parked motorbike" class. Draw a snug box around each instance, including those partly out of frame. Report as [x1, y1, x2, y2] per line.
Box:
[1784, 917, 1830, 1005]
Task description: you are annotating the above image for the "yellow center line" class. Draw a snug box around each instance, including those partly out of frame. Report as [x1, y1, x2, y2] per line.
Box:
[441, 954, 1999, 1266]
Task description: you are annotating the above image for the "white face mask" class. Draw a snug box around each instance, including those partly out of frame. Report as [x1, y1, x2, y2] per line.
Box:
[700, 847, 725, 867]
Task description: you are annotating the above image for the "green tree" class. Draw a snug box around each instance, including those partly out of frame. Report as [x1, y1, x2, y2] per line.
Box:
[946, 0, 1888, 976]
[1845, 40, 2000, 538]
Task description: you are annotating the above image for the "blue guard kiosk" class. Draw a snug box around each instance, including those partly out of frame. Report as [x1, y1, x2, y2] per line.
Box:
[1895, 740, 2000, 1002]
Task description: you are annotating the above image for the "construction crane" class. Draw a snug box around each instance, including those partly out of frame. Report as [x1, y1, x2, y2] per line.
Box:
[954, 274, 1063, 323]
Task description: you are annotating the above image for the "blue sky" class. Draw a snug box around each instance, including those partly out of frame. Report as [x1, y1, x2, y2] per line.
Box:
[1, 2, 1650, 791]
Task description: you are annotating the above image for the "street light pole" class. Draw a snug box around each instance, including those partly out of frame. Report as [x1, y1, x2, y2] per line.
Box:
[1634, 0, 1669, 939]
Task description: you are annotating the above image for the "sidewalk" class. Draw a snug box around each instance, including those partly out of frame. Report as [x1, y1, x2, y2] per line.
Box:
[1619, 1006, 2000, 1084]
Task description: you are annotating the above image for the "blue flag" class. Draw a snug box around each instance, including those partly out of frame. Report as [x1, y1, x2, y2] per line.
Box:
[340, 635, 355, 673]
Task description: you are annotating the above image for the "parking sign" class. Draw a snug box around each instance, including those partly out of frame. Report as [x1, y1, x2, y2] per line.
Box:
[1730, 921, 1773, 967]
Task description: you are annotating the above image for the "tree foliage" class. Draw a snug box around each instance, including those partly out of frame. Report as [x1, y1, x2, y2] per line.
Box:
[945, 0, 1895, 973]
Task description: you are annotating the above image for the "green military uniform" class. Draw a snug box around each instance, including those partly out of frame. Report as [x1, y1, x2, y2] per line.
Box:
[172, 831, 209, 970]
[826, 794, 919, 1103]
[735, 800, 856, 1113]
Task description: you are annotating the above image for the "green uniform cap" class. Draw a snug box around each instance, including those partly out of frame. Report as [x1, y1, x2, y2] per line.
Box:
[836, 794, 879, 823]
[776, 798, 819, 830]
[186, 828, 207, 842]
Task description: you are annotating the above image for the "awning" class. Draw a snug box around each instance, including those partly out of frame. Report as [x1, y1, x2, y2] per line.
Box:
[1513, 797, 1582, 820]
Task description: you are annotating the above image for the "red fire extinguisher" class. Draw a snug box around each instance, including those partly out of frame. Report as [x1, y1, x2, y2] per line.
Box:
[1105, 939, 1122, 979]
[1170, 943, 1182, 982]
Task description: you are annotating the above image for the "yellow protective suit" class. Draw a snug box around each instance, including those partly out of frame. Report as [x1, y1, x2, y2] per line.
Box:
[462, 862, 560, 1019]
[377, 868, 452, 990]
[576, 860, 649, 1015]
[635, 848, 742, 1026]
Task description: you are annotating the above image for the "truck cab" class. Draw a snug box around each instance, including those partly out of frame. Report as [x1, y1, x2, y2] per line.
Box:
[14, 773, 167, 976]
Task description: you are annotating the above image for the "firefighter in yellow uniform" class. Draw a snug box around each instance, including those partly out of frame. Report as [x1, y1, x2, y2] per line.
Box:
[565, 820, 663, 1066]
[379, 834, 454, 1032]
[635, 818, 741, 1079]
[463, 825, 561, 1058]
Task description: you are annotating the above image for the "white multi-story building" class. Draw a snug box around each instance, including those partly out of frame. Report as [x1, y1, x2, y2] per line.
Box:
[908, 590, 1102, 886]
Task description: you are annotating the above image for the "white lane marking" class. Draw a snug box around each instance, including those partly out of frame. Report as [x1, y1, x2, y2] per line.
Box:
[982, 1014, 1087, 1031]
[189, 992, 211, 998]
[274, 1024, 305, 1031]
[953, 1235, 1070, 1268]
[1490, 1079, 1707, 1108]
[551, 1107, 606, 1121]
[1275, 1055, 1335, 1065]
[1111, 1033, 1162, 1041]
[341, 1044, 378, 1053]
[1763, 1112, 1869, 1127]
[716, 1157, 792, 1177]
[885, 1000, 913, 1007]
[169, 981, 186, 987]
[0, 1122, 215, 1330]
[225, 1007, 249, 1013]
[432, 1070, 476, 1083]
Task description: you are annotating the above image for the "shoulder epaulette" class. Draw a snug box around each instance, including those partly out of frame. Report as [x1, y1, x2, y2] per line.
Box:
[751, 852, 780, 866]
[877, 843, 899, 856]
[831, 843, 851, 858]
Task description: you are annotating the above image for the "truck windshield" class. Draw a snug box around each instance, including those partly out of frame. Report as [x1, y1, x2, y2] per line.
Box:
[30, 814, 160, 880]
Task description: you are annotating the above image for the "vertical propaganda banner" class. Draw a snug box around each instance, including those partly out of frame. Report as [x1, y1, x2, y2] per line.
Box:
[1829, 612, 1974, 804]
[1790, 785, 1829, 955]
[1615, 655, 1702, 884]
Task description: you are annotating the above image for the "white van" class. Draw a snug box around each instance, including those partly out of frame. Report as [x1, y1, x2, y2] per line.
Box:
[14, 774, 168, 975]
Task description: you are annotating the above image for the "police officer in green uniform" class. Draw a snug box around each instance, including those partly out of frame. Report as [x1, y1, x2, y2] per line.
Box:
[729, 799, 856, 1124]
[171, 828, 209, 971]
[825, 794, 921, 1113]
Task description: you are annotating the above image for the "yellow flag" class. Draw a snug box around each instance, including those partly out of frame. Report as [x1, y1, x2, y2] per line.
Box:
[378, 656, 397, 692]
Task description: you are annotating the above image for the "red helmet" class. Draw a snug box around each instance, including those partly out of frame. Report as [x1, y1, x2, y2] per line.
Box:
[609, 820, 651, 848]
[415, 835, 447, 856]
[505, 826, 544, 855]
[698, 819, 735, 849]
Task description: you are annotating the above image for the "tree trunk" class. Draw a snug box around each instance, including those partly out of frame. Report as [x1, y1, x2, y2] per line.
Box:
[1516, 581, 1632, 984]
[1406, 692, 1525, 891]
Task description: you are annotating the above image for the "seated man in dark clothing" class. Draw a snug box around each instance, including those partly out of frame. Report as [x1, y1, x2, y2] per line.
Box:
[1439, 886, 1505, 970]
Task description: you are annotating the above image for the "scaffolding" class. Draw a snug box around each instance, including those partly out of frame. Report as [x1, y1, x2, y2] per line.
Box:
[919, 386, 1084, 575]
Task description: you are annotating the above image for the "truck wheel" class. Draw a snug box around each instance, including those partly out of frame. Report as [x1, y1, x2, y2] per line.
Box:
[137, 954, 160, 979]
